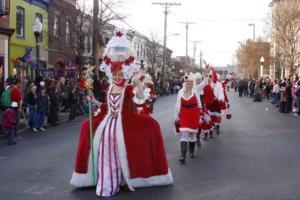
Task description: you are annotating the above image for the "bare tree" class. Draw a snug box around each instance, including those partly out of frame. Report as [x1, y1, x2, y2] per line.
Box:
[93, 0, 126, 70]
[236, 39, 271, 79]
[271, 0, 300, 75]
[146, 32, 161, 87]
[49, 0, 92, 66]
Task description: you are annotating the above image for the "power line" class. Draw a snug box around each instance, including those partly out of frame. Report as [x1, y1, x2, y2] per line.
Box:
[179, 21, 195, 65]
[100, 0, 140, 33]
[152, 2, 181, 86]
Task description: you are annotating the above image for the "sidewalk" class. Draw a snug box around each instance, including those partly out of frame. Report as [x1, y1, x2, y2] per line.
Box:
[1, 112, 84, 136]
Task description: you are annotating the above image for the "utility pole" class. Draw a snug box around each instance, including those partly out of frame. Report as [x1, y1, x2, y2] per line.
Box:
[199, 50, 203, 69]
[189, 40, 201, 68]
[93, 0, 99, 75]
[152, 2, 181, 88]
[179, 21, 195, 67]
[248, 23, 255, 42]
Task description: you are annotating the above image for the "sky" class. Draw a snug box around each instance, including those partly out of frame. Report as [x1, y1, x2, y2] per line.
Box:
[90, 0, 272, 66]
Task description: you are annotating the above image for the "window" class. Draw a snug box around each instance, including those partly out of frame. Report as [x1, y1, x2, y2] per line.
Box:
[66, 21, 70, 46]
[35, 13, 43, 42]
[16, 7, 25, 38]
[54, 13, 59, 37]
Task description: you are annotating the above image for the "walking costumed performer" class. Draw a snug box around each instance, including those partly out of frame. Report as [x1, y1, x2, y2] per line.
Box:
[70, 28, 173, 197]
[195, 72, 214, 143]
[175, 73, 202, 163]
[204, 67, 224, 137]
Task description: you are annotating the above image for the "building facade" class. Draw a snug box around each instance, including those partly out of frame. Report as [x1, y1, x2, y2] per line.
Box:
[48, 0, 77, 70]
[9, 0, 51, 80]
[0, 0, 15, 82]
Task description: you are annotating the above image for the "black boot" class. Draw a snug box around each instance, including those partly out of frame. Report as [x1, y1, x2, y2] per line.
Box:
[203, 132, 208, 141]
[196, 130, 202, 147]
[189, 142, 196, 158]
[209, 130, 214, 139]
[215, 125, 220, 135]
[179, 141, 187, 163]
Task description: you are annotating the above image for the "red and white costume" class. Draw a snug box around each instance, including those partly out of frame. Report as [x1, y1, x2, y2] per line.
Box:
[70, 28, 173, 197]
[145, 77, 157, 114]
[195, 75, 214, 132]
[203, 70, 224, 125]
[175, 74, 202, 142]
[133, 86, 151, 115]
[220, 78, 229, 111]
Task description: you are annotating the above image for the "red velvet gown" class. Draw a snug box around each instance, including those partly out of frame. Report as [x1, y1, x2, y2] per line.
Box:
[70, 85, 173, 197]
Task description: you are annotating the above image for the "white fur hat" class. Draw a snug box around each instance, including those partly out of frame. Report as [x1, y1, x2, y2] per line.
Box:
[183, 73, 194, 82]
[194, 72, 202, 80]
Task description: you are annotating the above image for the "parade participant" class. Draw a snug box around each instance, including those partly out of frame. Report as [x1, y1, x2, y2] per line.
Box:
[70, 28, 173, 197]
[195, 72, 214, 143]
[132, 74, 151, 115]
[175, 73, 201, 163]
[194, 72, 204, 147]
[220, 77, 230, 112]
[145, 74, 157, 114]
[203, 68, 224, 138]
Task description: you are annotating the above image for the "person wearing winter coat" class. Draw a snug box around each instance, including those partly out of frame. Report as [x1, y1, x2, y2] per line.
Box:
[33, 87, 49, 132]
[2, 102, 18, 145]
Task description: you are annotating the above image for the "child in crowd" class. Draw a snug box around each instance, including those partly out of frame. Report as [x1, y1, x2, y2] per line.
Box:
[33, 85, 49, 132]
[2, 102, 18, 145]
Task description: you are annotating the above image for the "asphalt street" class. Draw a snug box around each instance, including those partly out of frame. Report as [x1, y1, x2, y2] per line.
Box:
[1, 91, 300, 200]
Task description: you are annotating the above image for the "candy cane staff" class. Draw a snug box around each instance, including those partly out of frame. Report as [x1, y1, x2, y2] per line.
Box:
[175, 73, 202, 163]
[70, 28, 173, 198]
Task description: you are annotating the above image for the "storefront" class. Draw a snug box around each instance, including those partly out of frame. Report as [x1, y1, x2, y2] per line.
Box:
[0, 26, 14, 83]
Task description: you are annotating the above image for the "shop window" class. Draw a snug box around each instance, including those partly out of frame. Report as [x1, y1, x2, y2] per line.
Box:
[16, 7, 25, 38]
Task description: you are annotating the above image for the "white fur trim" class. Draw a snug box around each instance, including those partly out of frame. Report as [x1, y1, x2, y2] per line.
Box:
[70, 172, 95, 187]
[133, 96, 146, 105]
[208, 111, 222, 117]
[115, 87, 134, 191]
[179, 127, 198, 133]
[128, 169, 173, 188]
[212, 82, 224, 102]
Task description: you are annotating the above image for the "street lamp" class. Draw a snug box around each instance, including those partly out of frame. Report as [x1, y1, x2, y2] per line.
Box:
[32, 17, 43, 76]
[260, 56, 264, 77]
[248, 23, 255, 42]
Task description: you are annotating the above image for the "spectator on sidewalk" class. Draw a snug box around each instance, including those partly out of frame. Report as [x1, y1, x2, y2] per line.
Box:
[286, 79, 293, 113]
[279, 83, 287, 113]
[48, 81, 60, 126]
[272, 80, 280, 107]
[249, 79, 255, 98]
[33, 85, 48, 132]
[58, 77, 68, 112]
[26, 85, 37, 129]
[68, 86, 79, 122]
[295, 81, 300, 116]
[10, 79, 22, 138]
[2, 102, 18, 145]
[0, 77, 13, 111]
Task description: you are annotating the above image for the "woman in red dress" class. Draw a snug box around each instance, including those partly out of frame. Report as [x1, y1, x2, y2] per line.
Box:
[175, 73, 201, 163]
[70, 28, 173, 197]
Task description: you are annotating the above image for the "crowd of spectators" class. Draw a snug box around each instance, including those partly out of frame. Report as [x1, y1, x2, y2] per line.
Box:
[232, 74, 300, 116]
[0, 74, 109, 146]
